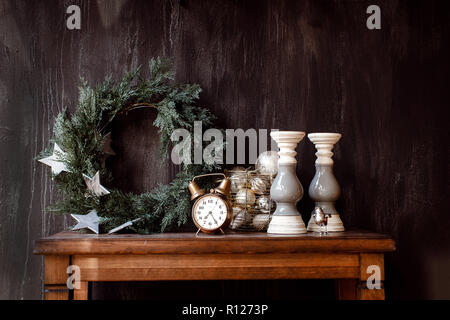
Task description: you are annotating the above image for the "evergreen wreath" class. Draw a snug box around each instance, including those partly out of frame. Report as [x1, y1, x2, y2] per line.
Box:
[39, 57, 222, 234]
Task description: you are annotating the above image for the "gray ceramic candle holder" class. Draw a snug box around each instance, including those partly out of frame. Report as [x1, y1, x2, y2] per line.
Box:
[306, 132, 345, 232]
[267, 131, 307, 234]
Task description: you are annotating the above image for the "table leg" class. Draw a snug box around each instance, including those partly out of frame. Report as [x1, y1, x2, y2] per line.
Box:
[44, 256, 70, 300]
[74, 281, 89, 300]
[358, 253, 385, 300]
[336, 254, 385, 300]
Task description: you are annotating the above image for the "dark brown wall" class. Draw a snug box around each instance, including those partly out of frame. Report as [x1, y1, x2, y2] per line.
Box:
[1, 0, 449, 300]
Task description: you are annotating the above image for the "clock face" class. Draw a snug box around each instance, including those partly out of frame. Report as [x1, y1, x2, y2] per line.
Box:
[192, 194, 229, 232]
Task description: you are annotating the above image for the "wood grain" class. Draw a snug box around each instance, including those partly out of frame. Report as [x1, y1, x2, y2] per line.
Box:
[359, 287, 385, 300]
[44, 255, 69, 284]
[34, 231, 395, 255]
[74, 281, 89, 300]
[43, 256, 70, 300]
[72, 253, 359, 281]
[335, 279, 358, 300]
[44, 285, 69, 300]
[360, 253, 385, 281]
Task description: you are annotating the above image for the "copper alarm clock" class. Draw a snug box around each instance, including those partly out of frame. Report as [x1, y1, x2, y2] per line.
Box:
[188, 173, 232, 234]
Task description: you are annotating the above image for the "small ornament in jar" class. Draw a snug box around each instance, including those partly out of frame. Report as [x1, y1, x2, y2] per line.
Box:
[235, 188, 256, 207]
[230, 207, 252, 229]
[255, 151, 279, 176]
[252, 213, 272, 230]
[250, 176, 267, 195]
[230, 207, 241, 226]
[232, 206, 241, 219]
[257, 195, 275, 213]
[229, 166, 248, 192]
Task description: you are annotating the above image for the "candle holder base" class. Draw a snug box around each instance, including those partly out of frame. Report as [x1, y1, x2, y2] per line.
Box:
[267, 215, 307, 234]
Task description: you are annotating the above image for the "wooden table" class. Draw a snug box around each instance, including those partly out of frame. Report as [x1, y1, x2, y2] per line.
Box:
[33, 230, 395, 300]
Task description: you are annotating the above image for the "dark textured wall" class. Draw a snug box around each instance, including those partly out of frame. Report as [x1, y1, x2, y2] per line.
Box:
[1, 0, 449, 300]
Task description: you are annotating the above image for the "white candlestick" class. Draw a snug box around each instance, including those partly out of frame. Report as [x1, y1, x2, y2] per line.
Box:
[267, 131, 307, 234]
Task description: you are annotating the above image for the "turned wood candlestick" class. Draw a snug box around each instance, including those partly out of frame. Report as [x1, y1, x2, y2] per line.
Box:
[306, 132, 345, 232]
[267, 131, 307, 234]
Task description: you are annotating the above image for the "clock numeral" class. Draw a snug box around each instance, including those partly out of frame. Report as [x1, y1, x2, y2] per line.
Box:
[199, 206, 204, 210]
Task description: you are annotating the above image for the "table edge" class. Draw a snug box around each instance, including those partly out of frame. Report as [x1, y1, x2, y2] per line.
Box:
[33, 231, 396, 255]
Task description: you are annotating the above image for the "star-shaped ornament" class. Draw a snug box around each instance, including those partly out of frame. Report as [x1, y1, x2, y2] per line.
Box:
[38, 143, 70, 175]
[71, 209, 100, 234]
[83, 171, 110, 196]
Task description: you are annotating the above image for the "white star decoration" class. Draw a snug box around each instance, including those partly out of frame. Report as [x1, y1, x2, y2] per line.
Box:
[83, 171, 110, 196]
[38, 143, 70, 175]
[71, 209, 100, 234]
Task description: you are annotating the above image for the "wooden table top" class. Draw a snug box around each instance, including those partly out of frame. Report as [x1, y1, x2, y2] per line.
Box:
[34, 230, 395, 255]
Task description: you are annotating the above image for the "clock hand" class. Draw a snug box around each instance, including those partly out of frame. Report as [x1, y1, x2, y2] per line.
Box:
[206, 211, 219, 225]
[210, 199, 219, 212]
[211, 214, 219, 224]
[208, 200, 219, 219]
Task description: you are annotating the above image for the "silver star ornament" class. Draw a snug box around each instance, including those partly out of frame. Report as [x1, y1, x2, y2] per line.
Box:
[38, 143, 70, 175]
[83, 171, 110, 196]
[71, 209, 100, 234]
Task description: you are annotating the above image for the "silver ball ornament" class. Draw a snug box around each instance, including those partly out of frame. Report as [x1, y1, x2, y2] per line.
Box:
[257, 195, 274, 213]
[235, 188, 256, 207]
[252, 213, 271, 230]
[250, 177, 267, 195]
